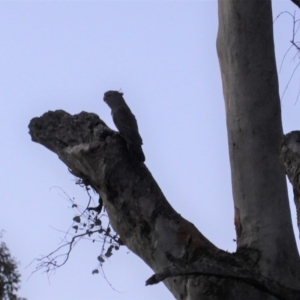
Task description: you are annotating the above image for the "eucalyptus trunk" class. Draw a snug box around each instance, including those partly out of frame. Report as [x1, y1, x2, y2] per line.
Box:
[217, 0, 300, 288]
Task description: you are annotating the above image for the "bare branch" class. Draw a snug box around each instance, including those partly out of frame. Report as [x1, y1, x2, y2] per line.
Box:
[146, 260, 300, 300]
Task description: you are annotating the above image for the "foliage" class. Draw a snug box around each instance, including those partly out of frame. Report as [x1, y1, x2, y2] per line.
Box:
[0, 233, 26, 300]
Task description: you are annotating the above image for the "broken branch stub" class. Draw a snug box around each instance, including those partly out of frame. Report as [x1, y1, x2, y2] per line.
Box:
[280, 131, 300, 237]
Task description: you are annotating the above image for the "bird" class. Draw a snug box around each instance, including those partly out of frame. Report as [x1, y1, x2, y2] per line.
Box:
[103, 91, 145, 162]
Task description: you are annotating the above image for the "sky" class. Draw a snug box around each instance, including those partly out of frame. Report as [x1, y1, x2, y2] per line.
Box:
[1, 1, 300, 300]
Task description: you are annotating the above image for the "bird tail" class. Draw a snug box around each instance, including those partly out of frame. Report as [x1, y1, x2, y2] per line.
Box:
[128, 144, 145, 162]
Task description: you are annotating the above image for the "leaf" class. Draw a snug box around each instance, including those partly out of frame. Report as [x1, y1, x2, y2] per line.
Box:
[92, 269, 99, 274]
[105, 252, 113, 258]
[95, 218, 102, 226]
[73, 216, 81, 223]
[105, 245, 114, 257]
[97, 256, 105, 263]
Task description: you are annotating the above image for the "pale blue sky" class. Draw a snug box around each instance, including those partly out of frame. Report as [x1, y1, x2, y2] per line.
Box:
[1, 1, 300, 299]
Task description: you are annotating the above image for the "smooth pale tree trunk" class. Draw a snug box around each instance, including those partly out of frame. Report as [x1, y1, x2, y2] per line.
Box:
[28, 1, 300, 299]
[217, 0, 300, 288]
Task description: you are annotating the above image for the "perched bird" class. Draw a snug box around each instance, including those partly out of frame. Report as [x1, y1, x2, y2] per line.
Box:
[103, 91, 145, 162]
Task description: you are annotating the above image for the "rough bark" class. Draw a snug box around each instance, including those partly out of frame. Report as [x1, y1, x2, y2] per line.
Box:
[27, 1, 300, 299]
[280, 131, 300, 236]
[28, 110, 300, 299]
[217, 0, 300, 288]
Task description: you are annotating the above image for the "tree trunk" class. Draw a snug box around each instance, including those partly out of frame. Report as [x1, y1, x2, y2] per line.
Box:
[28, 1, 300, 299]
[216, 0, 300, 288]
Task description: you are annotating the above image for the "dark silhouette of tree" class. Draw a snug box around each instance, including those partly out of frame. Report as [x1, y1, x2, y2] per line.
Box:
[0, 233, 26, 300]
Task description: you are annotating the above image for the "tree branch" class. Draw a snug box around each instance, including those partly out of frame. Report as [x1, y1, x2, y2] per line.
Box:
[280, 131, 300, 237]
[291, 0, 300, 9]
[29, 110, 300, 299]
[28, 110, 221, 298]
[146, 257, 300, 300]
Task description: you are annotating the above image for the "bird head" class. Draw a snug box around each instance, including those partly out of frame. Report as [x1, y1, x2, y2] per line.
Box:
[103, 91, 125, 110]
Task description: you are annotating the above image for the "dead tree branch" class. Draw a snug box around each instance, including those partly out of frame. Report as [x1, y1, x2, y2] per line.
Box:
[29, 110, 300, 299]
